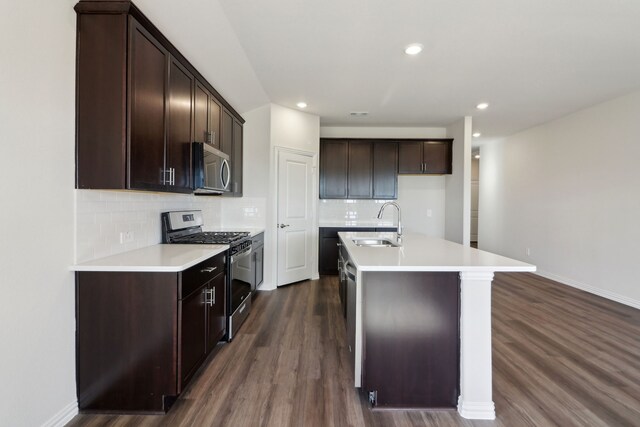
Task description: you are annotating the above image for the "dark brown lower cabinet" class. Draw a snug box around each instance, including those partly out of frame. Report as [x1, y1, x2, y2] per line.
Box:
[360, 271, 459, 408]
[76, 252, 226, 413]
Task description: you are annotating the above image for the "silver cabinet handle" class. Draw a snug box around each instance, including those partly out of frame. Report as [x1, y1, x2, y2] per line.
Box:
[203, 287, 216, 306]
[238, 303, 246, 314]
[171, 168, 175, 185]
[207, 131, 212, 144]
[201, 266, 217, 273]
[278, 224, 290, 228]
[203, 288, 212, 306]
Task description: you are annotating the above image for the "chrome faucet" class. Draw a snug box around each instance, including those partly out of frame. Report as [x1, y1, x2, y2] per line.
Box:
[377, 202, 403, 238]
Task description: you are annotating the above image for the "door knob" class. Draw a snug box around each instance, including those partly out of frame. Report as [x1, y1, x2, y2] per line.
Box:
[278, 224, 290, 228]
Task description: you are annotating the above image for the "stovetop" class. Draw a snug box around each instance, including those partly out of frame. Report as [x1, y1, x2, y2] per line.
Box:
[161, 210, 251, 245]
[170, 231, 250, 245]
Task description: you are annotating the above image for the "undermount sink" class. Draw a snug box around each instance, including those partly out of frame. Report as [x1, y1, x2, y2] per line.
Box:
[353, 238, 400, 248]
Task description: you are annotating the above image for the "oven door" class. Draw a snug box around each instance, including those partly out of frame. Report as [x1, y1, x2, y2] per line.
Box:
[228, 247, 253, 340]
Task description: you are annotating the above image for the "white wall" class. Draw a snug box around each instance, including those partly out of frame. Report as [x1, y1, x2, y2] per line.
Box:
[319, 126, 448, 237]
[0, 1, 78, 426]
[479, 90, 640, 307]
[445, 117, 472, 245]
[268, 105, 321, 287]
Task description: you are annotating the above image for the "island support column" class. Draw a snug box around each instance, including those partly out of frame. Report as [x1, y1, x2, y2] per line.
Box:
[458, 271, 496, 419]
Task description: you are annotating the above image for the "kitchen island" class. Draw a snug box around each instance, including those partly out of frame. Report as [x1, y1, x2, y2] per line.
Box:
[338, 231, 536, 419]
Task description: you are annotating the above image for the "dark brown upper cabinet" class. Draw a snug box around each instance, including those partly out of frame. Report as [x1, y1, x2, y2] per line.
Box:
[320, 140, 349, 199]
[398, 139, 453, 175]
[194, 81, 222, 150]
[221, 109, 234, 156]
[231, 118, 243, 196]
[166, 58, 194, 191]
[348, 142, 373, 198]
[373, 142, 398, 199]
[75, 0, 244, 193]
[128, 21, 168, 191]
[320, 139, 398, 200]
[221, 110, 243, 197]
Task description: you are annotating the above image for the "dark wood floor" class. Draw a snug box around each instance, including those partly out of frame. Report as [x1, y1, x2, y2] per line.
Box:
[68, 273, 640, 427]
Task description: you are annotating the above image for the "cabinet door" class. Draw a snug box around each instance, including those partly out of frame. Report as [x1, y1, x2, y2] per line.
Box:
[423, 140, 452, 174]
[398, 141, 423, 174]
[348, 141, 373, 198]
[319, 236, 340, 275]
[166, 57, 193, 192]
[210, 98, 221, 150]
[372, 142, 398, 199]
[230, 118, 243, 196]
[221, 108, 233, 156]
[194, 82, 209, 144]
[206, 273, 227, 353]
[180, 284, 207, 389]
[128, 20, 168, 190]
[320, 140, 348, 199]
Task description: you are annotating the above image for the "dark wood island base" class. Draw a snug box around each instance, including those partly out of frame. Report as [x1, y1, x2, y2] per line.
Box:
[360, 271, 460, 409]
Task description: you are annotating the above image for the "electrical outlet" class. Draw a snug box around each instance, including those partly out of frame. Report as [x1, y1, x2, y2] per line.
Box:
[426, 209, 433, 218]
[526, 247, 531, 256]
[120, 231, 134, 244]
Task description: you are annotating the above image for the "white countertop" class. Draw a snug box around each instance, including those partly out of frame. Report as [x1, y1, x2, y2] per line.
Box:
[72, 244, 228, 272]
[339, 231, 536, 273]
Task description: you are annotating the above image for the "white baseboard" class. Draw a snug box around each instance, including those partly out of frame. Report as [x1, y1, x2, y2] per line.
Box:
[457, 396, 495, 420]
[257, 280, 276, 291]
[535, 270, 640, 310]
[41, 400, 78, 427]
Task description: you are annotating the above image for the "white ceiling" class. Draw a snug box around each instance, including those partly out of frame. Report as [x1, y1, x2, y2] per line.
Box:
[218, 0, 640, 140]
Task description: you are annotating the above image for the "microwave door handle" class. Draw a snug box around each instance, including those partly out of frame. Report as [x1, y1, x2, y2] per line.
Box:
[221, 158, 231, 190]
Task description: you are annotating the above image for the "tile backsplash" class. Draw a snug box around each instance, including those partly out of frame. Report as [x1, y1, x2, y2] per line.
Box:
[75, 190, 269, 263]
[318, 199, 395, 226]
[75, 190, 220, 263]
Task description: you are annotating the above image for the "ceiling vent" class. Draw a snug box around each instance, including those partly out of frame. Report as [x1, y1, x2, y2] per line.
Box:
[350, 111, 369, 117]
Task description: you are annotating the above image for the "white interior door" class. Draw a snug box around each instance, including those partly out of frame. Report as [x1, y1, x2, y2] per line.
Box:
[277, 150, 314, 286]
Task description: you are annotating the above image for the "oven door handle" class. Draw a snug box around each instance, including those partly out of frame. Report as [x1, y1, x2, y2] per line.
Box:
[230, 247, 252, 264]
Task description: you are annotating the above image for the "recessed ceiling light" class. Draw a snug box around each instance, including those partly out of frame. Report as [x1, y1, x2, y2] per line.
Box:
[296, 102, 307, 109]
[473, 132, 481, 138]
[404, 43, 423, 55]
[474, 154, 481, 159]
[476, 102, 489, 110]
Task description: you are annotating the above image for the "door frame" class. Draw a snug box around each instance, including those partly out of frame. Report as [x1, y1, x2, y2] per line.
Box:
[273, 146, 319, 287]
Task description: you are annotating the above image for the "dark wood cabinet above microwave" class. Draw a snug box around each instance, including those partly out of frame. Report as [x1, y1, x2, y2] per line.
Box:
[75, 0, 244, 194]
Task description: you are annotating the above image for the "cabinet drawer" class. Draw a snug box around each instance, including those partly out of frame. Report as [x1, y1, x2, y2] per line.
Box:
[180, 253, 225, 299]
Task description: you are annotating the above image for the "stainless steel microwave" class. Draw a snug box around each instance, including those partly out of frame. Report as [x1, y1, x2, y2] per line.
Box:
[193, 142, 231, 194]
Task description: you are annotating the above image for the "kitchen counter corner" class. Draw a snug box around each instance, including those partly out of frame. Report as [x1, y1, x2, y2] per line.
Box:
[71, 244, 228, 272]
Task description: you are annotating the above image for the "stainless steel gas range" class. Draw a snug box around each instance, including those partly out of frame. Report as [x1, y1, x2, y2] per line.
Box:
[161, 210, 254, 341]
